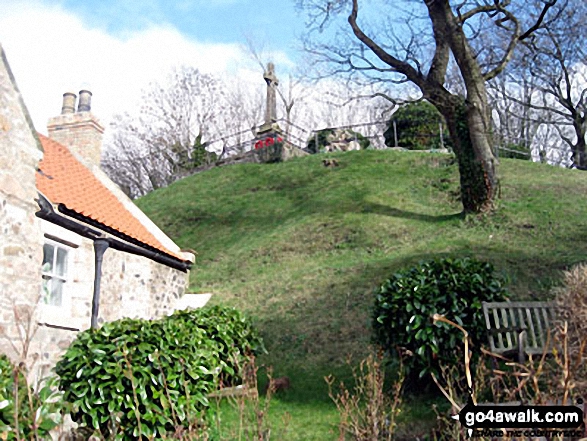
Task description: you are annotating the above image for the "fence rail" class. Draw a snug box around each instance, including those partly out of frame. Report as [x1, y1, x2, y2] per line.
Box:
[194, 118, 552, 162]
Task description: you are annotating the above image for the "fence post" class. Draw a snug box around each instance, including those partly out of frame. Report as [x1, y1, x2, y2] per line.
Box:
[439, 122, 444, 149]
[393, 120, 398, 147]
[315, 132, 318, 153]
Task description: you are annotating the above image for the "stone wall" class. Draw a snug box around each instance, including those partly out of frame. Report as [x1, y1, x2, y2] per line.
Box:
[34, 228, 190, 370]
[100, 248, 189, 321]
[0, 45, 45, 369]
[282, 142, 309, 160]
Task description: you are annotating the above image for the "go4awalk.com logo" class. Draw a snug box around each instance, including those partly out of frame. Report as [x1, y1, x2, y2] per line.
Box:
[452, 397, 585, 438]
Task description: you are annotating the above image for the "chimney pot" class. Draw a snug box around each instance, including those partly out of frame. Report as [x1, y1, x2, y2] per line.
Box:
[77, 89, 92, 112]
[48, 89, 104, 167]
[61, 92, 77, 114]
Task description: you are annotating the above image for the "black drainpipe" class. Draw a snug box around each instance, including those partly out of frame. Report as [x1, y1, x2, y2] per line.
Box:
[91, 239, 109, 329]
[35, 195, 191, 330]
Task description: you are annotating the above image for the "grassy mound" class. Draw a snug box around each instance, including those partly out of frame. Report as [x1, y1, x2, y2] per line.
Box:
[137, 150, 587, 438]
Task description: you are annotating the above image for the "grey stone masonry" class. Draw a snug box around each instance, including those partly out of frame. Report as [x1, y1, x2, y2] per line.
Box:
[0, 44, 45, 367]
[263, 62, 279, 126]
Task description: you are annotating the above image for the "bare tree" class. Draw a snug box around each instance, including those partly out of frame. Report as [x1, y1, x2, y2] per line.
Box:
[102, 66, 223, 196]
[298, 0, 559, 213]
[501, 0, 587, 169]
[208, 78, 265, 158]
[487, 73, 542, 158]
[102, 66, 269, 197]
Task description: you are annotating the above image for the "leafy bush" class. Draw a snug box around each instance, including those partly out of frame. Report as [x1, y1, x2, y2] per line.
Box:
[372, 257, 508, 379]
[170, 306, 267, 387]
[55, 305, 265, 439]
[0, 354, 61, 439]
[384, 101, 451, 150]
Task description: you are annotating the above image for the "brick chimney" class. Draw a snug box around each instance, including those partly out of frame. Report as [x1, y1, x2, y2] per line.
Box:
[47, 90, 104, 166]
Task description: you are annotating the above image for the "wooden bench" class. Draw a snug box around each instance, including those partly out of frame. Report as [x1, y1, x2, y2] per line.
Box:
[482, 301, 556, 362]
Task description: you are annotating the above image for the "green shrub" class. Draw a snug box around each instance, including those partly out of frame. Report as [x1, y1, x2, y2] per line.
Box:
[384, 101, 451, 150]
[55, 305, 265, 439]
[307, 129, 332, 154]
[0, 354, 62, 439]
[372, 257, 508, 380]
[170, 306, 266, 387]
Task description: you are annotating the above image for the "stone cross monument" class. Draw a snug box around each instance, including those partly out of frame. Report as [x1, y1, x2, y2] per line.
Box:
[263, 62, 279, 126]
[254, 62, 309, 163]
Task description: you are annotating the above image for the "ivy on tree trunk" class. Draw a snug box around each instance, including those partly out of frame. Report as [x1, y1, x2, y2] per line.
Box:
[444, 99, 498, 213]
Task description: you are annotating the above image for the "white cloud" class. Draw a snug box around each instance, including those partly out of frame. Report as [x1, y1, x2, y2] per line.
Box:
[0, 0, 287, 134]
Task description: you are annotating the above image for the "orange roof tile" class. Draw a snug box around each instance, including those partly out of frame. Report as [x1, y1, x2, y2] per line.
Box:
[36, 134, 186, 261]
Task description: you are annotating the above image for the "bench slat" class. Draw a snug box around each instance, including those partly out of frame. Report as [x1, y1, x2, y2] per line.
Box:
[507, 307, 518, 349]
[526, 307, 538, 349]
[482, 301, 555, 358]
[501, 307, 514, 349]
[542, 307, 553, 340]
[535, 307, 546, 349]
[516, 308, 527, 346]
[492, 308, 505, 351]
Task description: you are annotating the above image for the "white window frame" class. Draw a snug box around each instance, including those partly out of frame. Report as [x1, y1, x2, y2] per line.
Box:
[40, 238, 74, 326]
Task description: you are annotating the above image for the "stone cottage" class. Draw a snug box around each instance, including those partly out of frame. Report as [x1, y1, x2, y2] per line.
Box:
[0, 44, 203, 380]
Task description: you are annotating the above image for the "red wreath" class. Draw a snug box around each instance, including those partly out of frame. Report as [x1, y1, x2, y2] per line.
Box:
[255, 136, 283, 150]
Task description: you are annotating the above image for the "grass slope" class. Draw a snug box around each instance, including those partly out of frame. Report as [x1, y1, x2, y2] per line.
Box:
[137, 150, 587, 438]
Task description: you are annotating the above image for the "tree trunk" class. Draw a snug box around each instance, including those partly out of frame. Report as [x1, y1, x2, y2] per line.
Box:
[571, 118, 587, 169]
[436, 96, 499, 213]
[424, 0, 499, 213]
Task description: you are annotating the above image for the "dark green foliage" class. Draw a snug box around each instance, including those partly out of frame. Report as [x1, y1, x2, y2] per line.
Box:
[55, 305, 265, 439]
[0, 354, 61, 438]
[384, 101, 450, 150]
[372, 258, 509, 380]
[176, 133, 218, 171]
[168, 306, 267, 386]
[307, 129, 333, 154]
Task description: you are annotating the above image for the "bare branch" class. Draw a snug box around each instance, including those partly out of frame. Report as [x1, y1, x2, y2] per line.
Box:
[457, 3, 500, 23]
[519, 0, 557, 41]
[347, 0, 425, 88]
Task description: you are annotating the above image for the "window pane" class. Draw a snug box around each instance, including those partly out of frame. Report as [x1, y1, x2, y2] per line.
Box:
[42, 275, 51, 304]
[56, 247, 68, 277]
[48, 279, 63, 306]
[42, 244, 54, 273]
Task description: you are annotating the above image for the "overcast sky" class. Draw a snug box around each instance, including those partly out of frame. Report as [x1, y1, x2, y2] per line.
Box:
[0, 0, 305, 134]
